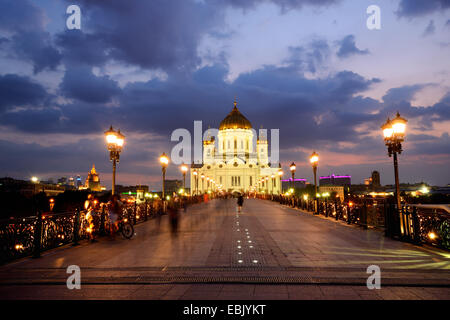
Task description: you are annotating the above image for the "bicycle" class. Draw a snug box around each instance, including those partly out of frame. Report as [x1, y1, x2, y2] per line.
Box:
[104, 214, 134, 239]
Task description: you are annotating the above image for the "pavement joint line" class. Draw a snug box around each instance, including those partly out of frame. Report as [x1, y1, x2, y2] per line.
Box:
[1, 280, 450, 288]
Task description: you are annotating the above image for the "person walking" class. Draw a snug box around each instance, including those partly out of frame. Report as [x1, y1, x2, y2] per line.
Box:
[168, 201, 180, 237]
[107, 194, 122, 240]
[237, 194, 244, 213]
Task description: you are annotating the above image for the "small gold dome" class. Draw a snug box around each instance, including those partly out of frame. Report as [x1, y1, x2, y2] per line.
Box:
[219, 100, 252, 130]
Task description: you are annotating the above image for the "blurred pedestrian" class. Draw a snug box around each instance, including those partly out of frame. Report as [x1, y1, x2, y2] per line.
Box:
[237, 194, 244, 213]
[168, 201, 180, 237]
[107, 194, 122, 240]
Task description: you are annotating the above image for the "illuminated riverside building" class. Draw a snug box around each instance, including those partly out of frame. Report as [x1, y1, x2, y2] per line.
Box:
[80, 164, 105, 192]
[190, 100, 282, 195]
[319, 174, 351, 187]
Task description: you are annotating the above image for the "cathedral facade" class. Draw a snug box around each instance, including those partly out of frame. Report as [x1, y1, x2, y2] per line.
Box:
[190, 101, 282, 195]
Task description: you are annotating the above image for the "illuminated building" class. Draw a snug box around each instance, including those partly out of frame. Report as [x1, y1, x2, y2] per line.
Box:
[81, 165, 105, 192]
[319, 174, 351, 186]
[190, 100, 282, 195]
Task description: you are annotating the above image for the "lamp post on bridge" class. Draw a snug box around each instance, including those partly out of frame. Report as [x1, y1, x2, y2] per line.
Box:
[290, 162, 296, 197]
[180, 163, 188, 190]
[277, 169, 283, 195]
[159, 153, 169, 201]
[193, 170, 198, 195]
[104, 126, 125, 195]
[201, 174, 205, 194]
[310, 151, 319, 214]
[381, 112, 408, 236]
[271, 174, 275, 195]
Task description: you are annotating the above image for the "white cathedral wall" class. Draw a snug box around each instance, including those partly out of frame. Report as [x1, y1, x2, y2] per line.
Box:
[191, 128, 280, 195]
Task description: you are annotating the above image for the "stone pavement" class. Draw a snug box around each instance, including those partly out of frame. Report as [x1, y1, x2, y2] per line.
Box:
[0, 199, 449, 300]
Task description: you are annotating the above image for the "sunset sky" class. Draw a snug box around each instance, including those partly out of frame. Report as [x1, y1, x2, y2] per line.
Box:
[0, 0, 449, 188]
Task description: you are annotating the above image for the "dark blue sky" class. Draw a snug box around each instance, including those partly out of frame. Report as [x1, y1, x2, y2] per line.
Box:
[0, 0, 449, 188]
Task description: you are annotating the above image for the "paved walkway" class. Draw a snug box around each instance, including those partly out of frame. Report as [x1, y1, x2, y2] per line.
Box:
[1, 199, 449, 300]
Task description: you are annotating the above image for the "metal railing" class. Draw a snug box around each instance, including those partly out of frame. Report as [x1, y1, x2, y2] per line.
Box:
[0, 195, 208, 264]
[263, 194, 450, 250]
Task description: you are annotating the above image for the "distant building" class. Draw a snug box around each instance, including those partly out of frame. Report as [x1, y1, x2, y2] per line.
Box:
[319, 174, 351, 186]
[57, 177, 67, 185]
[165, 180, 183, 195]
[281, 178, 307, 192]
[81, 165, 105, 192]
[76, 175, 83, 188]
[0, 177, 72, 196]
[371, 171, 381, 187]
[319, 185, 345, 201]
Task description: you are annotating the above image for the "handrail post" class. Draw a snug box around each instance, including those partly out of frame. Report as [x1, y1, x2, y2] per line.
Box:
[411, 206, 421, 245]
[133, 201, 137, 225]
[32, 210, 42, 258]
[73, 208, 80, 246]
[347, 203, 351, 224]
[101, 206, 106, 236]
[144, 201, 148, 221]
[362, 201, 368, 229]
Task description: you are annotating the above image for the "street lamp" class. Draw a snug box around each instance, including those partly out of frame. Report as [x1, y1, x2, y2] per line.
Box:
[201, 174, 205, 193]
[31, 176, 39, 195]
[290, 162, 296, 190]
[271, 174, 275, 195]
[180, 163, 188, 189]
[193, 170, 198, 195]
[381, 112, 408, 235]
[277, 169, 283, 195]
[310, 151, 319, 214]
[159, 152, 169, 201]
[105, 126, 125, 195]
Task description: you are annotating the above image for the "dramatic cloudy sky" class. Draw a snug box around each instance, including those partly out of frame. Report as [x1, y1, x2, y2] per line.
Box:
[0, 0, 449, 189]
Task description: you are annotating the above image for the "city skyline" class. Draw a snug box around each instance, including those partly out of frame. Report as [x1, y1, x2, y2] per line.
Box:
[0, 0, 449, 187]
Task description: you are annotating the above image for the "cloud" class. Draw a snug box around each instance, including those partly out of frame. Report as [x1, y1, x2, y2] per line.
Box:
[285, 39, 331, 74]
[382, 84, 431, 104]
[396, 0, 450, 17]
[0, 0, 45, 33]
[55, 31, 110, 67]
[0, 74, 48, 111]
[336, 35, 369, 59]
[58, 0, 221, 74]
[214, 0, 341, 11]
[422, 20, 436, 37]
[0, 0, 61, 73]
[10, 31, 62, 73]
[60, 66, 121, 103]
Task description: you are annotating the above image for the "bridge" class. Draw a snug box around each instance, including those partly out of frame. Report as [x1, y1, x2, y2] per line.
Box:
[1, 198, 449, 300]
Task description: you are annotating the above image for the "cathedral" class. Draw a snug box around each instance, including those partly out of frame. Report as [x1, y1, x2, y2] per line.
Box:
[190, 101, 282, 195]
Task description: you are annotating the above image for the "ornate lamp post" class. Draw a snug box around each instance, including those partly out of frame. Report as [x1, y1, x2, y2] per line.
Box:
[382, 112, 408, 235]
[180, 163, 188, 189]
[201, 174, 205, 193]
[159, 153, 169, 200]
[31, 176, 39, 195]
[271, 174, 275, 195]
[277, 169, 283, 195]
[193, 170, 198, 195]
[310, 151, 319, 214]
[105, 126, 125, 195]
[290, 162, 296, 190]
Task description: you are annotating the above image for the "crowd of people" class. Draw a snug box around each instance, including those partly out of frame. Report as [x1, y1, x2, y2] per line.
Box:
[82, 193, 201, 240]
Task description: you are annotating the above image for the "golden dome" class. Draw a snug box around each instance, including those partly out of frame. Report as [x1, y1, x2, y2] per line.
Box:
[219, 100, 252, 130]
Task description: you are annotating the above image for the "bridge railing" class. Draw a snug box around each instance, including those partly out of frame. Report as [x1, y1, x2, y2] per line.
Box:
[0, 210, 86, 264]
[262, 194, 450, 250]
[0, 196, 208, 264]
